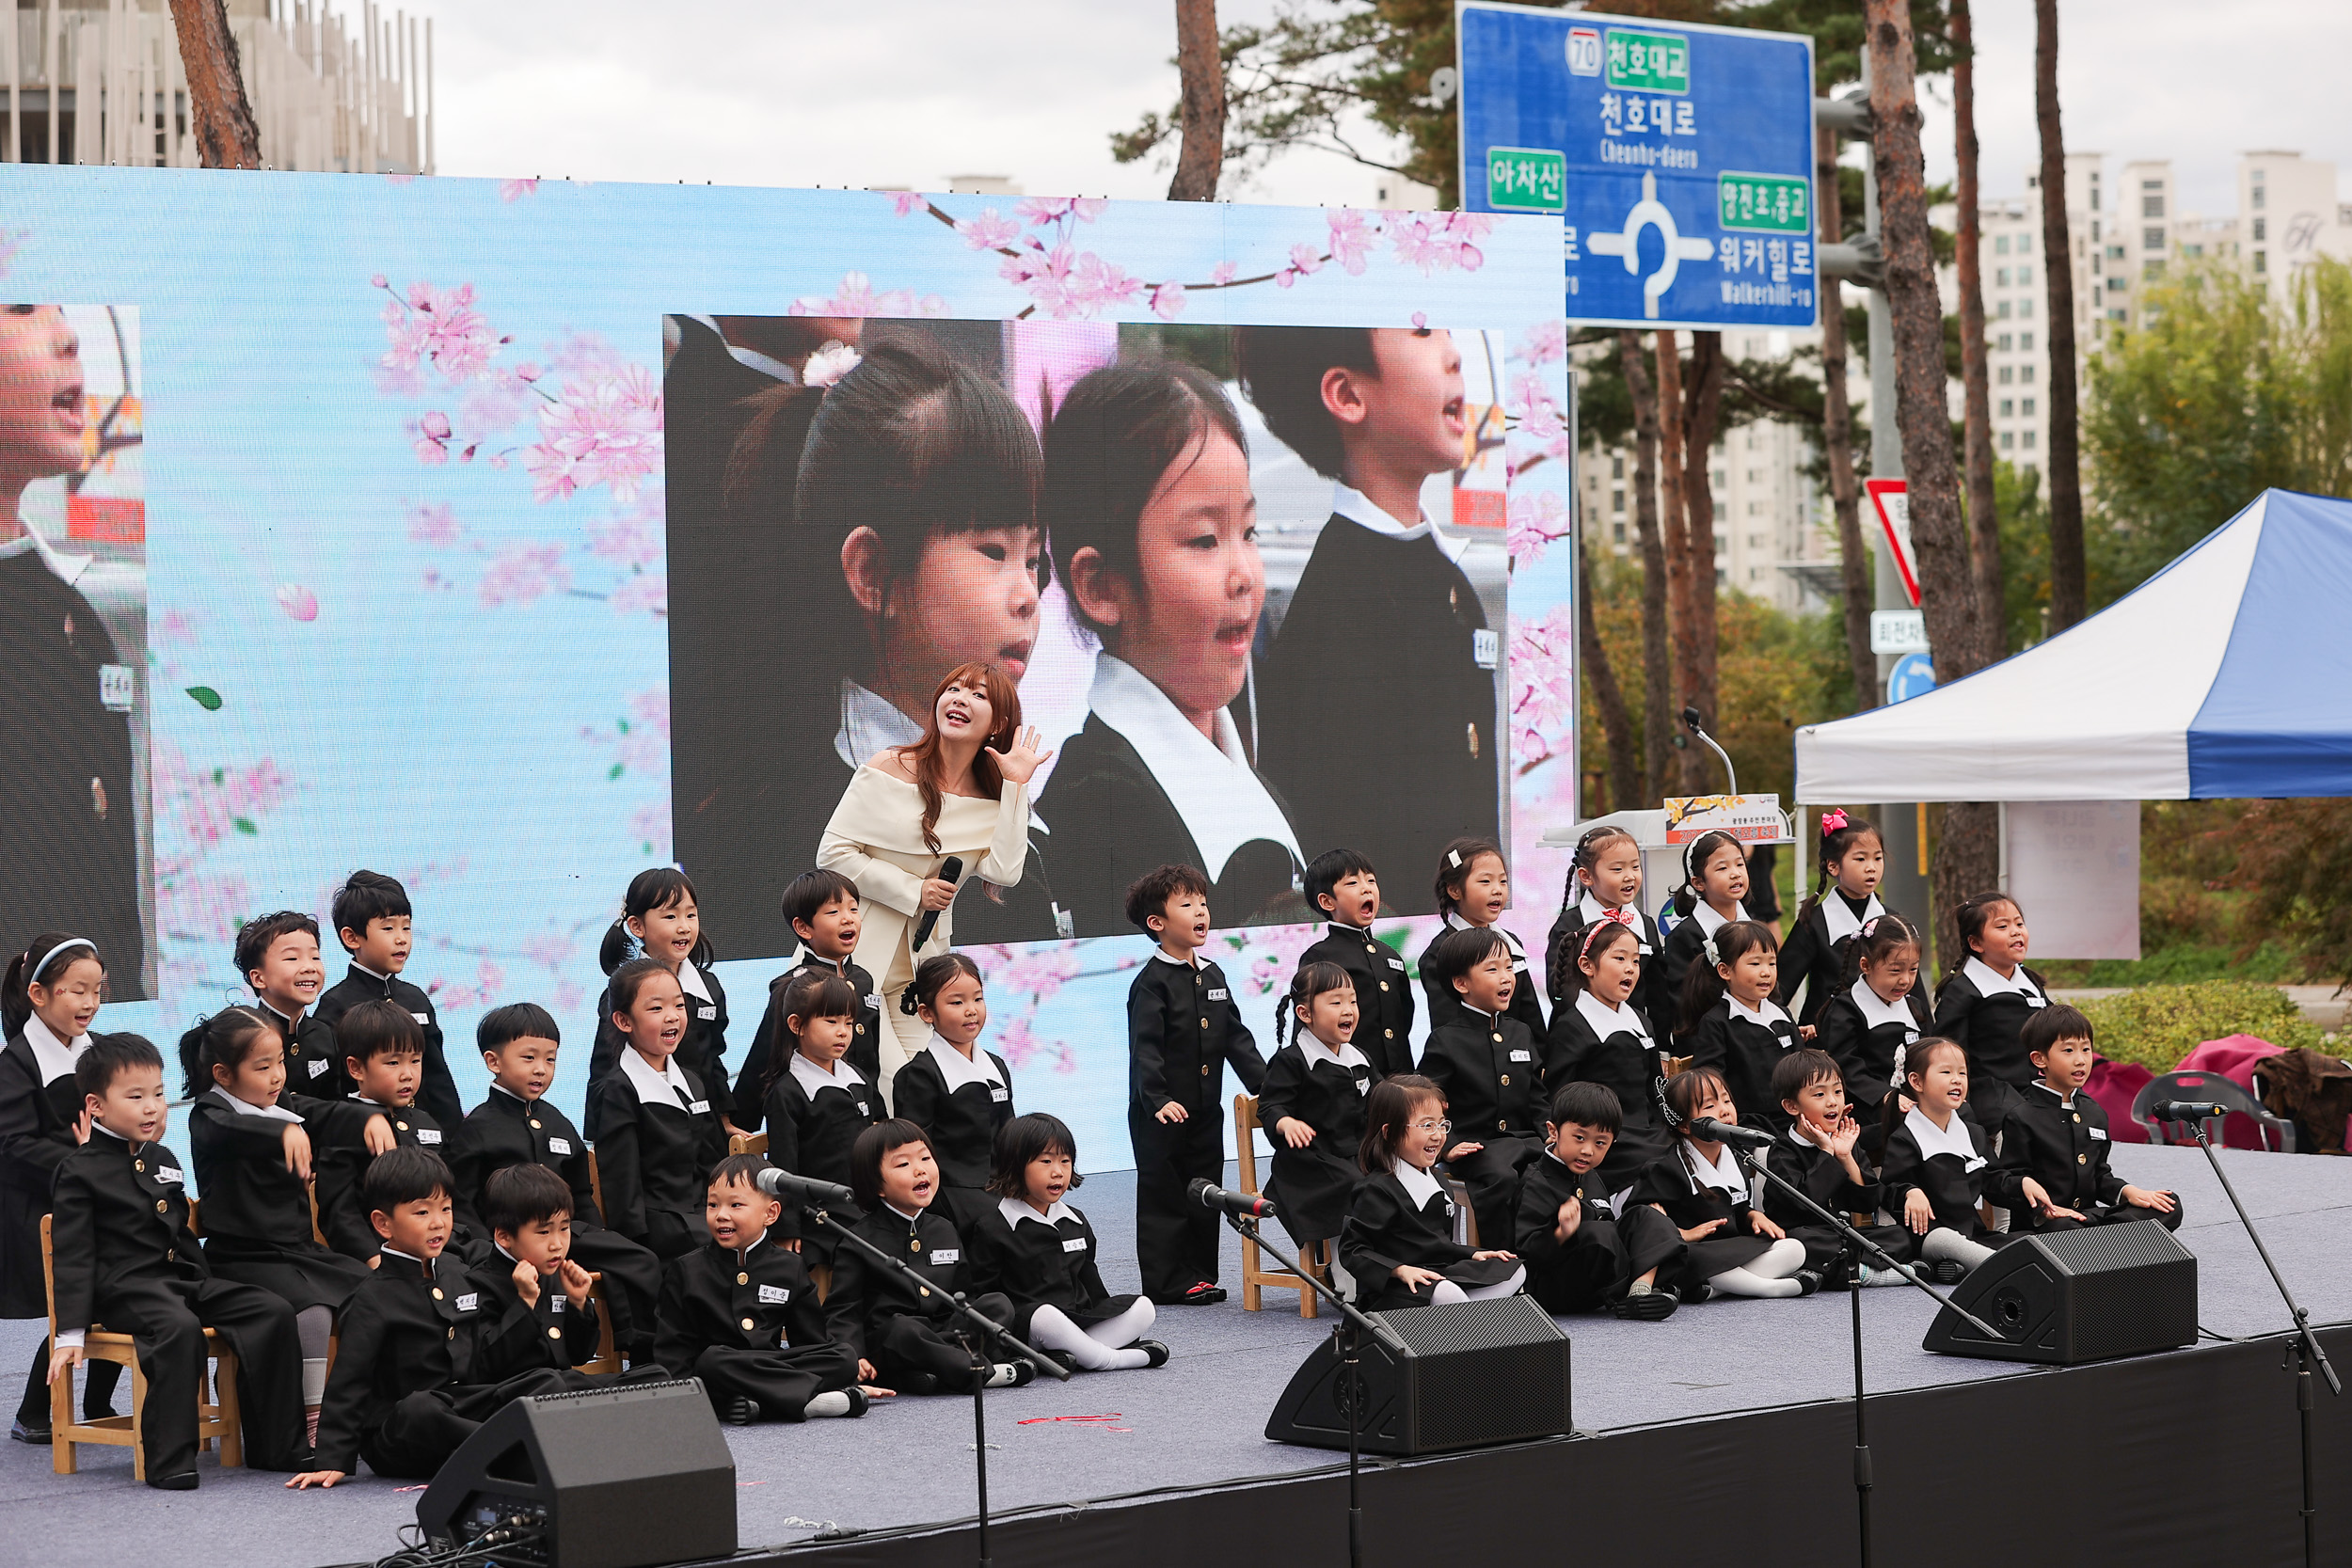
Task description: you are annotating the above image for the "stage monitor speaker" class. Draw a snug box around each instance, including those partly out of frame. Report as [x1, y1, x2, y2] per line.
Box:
[1265, 1294, 1569, 1456]
[1923, 1222, 2197, 1365]
[417, 1378, 737, 1568]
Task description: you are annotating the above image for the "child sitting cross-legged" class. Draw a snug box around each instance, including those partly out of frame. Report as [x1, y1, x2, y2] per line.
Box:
[652, 1154, 867, 1425]
[1760, 1049, 1916, 1289]
[1638, 1068, 1819, 1302]
[1989, 1006, 2182, 1236]
[1337, 1075, 1523, 1311]
[471, 1163, 609, 1381]
[1512, 1083, 1684, 1321]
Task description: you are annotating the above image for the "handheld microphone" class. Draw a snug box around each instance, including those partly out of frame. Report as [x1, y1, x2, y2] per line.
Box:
[755, 1167, 855, 1207]
[2149, 1101, 2230, 1123]
[1187, 1178, 1275, 1218]
[1689, 1116, 1776, 1148]
[910, 855, 962, 950]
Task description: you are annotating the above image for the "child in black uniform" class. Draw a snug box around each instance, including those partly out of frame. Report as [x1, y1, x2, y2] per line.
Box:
[472, 1164, 606, 1380]
[1542, 919, 1672, 1192]
[313, 870, 462, 1125]
[734, 869, 882, 1127]
[654, 1154, 866, 1424]
[1809, 913, 1930, 1128]
[1990, 1006, 2182, 1234]
[1417, 925, 1544, 1248]
[237, 911, 345, 1100]
[1, 933, 121, 1439]
[1421, 837, 1546, 1037]
[1878, 1037, 2001, 1280]
[1337, 1075, 1522, 1310]
[181, 1006, 389, 1428]
[1295, 848, 1415, 1078]
[1655, 831, 1751, 1012]
[890, 953, 1015, 1230]
[969, 1114, 1168, 1373]
[1233, 325, 1499, 887]
[317, 1000, 477, 1264]
[1545, 824, 1670, 1040]
[583, 959, 727, 1260]
[1774, 813, 1922, 1029]
[589, 868, 735, 1135]
[290, 1148, 596, 1487]
[825, 1119, 1032, 1395]
[1931, 894, 2053, 1126]
[50, 1034, 311, 1488]
[1258, 960, 1376, 1268]
[1513, 1083, 1684, 1320]
[1123, 864, 1266, 1307]
[1763, 1050, 1916, 1286]
[458, 1004, 663, 1367]
[757, 968, 883, 1271]
[1678, 920, 1801, 1132]
[1640, 1069, 1818, 1300]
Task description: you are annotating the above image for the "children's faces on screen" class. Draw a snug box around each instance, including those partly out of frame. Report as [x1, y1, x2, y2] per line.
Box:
[1069, 423, 1263, 731]
[848, 524, 1042, 705]
[614, 970, 689, 1059]
[0, 305, 87, 480]
[917, 971, 986, 1048]
[1327, 328, 1467, 477]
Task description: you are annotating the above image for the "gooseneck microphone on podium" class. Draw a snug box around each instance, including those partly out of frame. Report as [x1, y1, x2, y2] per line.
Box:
[910, 855, 962, 950]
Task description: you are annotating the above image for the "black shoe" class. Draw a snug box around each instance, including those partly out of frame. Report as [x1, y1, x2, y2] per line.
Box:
[843, 1386, 869, 1418]
[1138, 1339, 1171, 1369]
[719, 1393, 759, 1426]
[1001, 1360, 1037, 1388]
[1677, 1281, 1715, 1306]
[148, 1471, 199, 1492]
[1030, 1350, 1077, 1377]
[1609, 1288, 1679, 1322]
[1928, 1259, 1967, 1285]
[10, 1418, 50, 1445]
[1793, 1271, 1823, 1298]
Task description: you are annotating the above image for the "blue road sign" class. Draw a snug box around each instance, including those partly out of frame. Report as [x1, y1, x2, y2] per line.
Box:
[1458, 3, 1819, 330]
[1887, 652, 1937, 704]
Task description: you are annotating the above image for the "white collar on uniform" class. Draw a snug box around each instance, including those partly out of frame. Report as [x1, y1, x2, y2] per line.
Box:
[1963, 957, 2041, 1002]
[352, 961, 392, 983]
[1327, 921, 1379, 943]
[1904, 1107, 1985, 1170]
[91, 1120, 129, 1142]
[926, 1033, 1004, 1093]
[1394, 1161, 1445, 1209]
[788, 1051, 866, 1098]
[834, 676, 923, 772]
[2029, 1080, 2078, 1111]
[210, 1085, 303, 1124]
[1443, 910, 1527, 964]
[1820, 890, 1884, 946]
[999, 1194, 1076, 1229]
[1850, 978, 1919, 1034]
[21, 1012, 88, 1085]
[1691, 899, 1748, 938]
[1152, 947, 1206, 970]
[1575, 990, 1649, 1042]
[1726, 993, 1790, 1030]
[676, 958, 712, 1005]
[1682, 1138, 1746, 1196]
[0, 516, 93, 586]
[883, 1201, 924, 1223]
[1301, 1033, 1369, 1072]
[1085, 655, 1301, 881]
[618, 1047, 693, 1109]
[1330, 481, 1470, 562]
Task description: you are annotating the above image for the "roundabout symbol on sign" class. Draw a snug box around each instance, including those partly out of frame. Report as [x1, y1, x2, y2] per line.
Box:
[1584, 169, 1719, 320]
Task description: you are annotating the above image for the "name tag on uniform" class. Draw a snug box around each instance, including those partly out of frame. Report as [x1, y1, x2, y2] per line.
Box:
[550, 1295, 565, 1314]
[548, 1137, 572, 1155]
[308, 1057, 329, 1078]
[1472, 627, 1501, 669]
[932, 1247, 961, 1264]
[1207, 988, 1228, 1002]
[697, 1006, 717, 1021]
[2090, 1127, 2109, 1142]
[416, 1128, 442, 1144]
[99, 663, 135, 713]
[2026, 994, 2047, 1008]
[153, 1167, 183, 1185]
[1386, 957, 1406, 972]
[757, 1284, 791, 1305]
[1060, 1237, 1089, 1254]
[1509, 1050, 1533, 1063]
[1637, 942, 1654, 956]
[865, 995, 882, 1013]
[1356, 1078, 1371, 1094]
[689, 1100, 710, 1115]
[853, 1101, 871, 1117]
[990, 1086, 1009, 1102]
[454, 1292, 480, 1312]
[411, 1011, 431, 1025]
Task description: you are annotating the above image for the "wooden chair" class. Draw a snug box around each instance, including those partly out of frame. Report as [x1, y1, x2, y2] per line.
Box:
[574, 1273, 622, 1375]
[1233, 1094, 1322, 1317]
[41, 1212, 243, 1480]
[723, 1129, 832, 1300]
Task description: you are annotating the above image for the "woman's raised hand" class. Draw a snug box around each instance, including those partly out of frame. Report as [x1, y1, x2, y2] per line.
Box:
[987, 725, 1054, 784]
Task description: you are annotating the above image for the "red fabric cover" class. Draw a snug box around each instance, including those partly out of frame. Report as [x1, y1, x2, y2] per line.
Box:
[2174, 1035, 2289, 1148]
[2087, 1057, 2154, 1144]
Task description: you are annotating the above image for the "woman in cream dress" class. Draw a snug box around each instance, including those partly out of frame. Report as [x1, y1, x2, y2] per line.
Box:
[818, 660, 1050, 1100]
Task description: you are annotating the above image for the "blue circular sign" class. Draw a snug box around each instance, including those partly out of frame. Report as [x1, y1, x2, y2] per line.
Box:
[1887, 652, 1937, 704]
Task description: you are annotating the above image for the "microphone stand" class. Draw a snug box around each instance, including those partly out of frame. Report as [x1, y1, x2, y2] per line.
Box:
[802, 1203, 1071, 1568]
[1730, 1141, 2006, 1568]
[2178, 1119, 2340, 1568]
[1217, 1212, 1407, 1568]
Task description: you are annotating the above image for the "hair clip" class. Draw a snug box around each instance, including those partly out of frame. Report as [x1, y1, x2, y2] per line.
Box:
[1702, 934, 1721, 968]
[1820, 808, 1850, 835]
[1447, 849, 1464, 869]
[1858, 915, 1882, 940]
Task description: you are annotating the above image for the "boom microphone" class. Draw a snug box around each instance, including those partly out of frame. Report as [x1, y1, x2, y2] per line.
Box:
[1188, 1178, 1275, 1218]
[2149, 1101, 2231, 1123]
[910, 855, 962, 950]
[755, 1167, 855, 1206]
[1689, 1117, 1776, 1148]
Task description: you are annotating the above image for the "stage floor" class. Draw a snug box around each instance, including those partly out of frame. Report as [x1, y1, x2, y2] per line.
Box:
[3, 1141, 2347, 1568]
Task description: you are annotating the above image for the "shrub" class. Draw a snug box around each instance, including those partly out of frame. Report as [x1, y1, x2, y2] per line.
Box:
[2078, 980, 2328, 1073]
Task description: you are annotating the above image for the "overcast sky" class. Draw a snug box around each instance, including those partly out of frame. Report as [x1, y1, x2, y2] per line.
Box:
[402, 0, 2351, 219]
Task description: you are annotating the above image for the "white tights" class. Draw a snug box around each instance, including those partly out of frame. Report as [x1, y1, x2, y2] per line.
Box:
[1921, 1227, 1994, 1273]
[1428, 1265, 1528, 1306]
[1708, 1237, 1811, 1298]
[1027, 1300, 1157, 1371]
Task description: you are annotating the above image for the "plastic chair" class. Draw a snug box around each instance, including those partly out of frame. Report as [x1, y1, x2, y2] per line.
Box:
[1232, 1094, 1321, 1317]
[40, 1213, 243, 1480]
[2132, 1069, 2296, 1152]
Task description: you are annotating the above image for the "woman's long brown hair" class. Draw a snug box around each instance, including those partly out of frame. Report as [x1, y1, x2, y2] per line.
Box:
[893, 660, 1022, 852]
